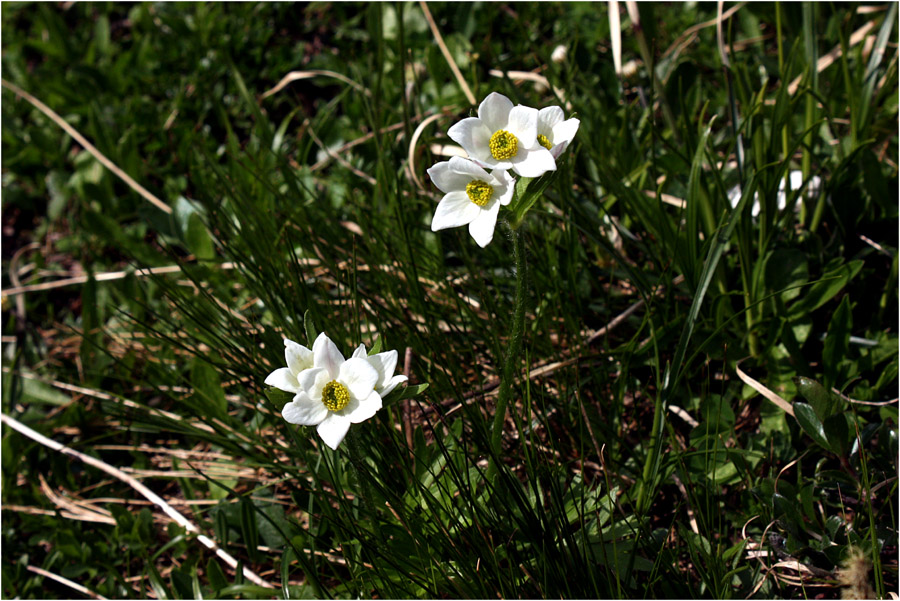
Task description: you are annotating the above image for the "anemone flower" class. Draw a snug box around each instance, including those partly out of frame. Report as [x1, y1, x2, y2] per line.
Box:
[274, 333, 382, 450]
[427, 156, 515, 247]
[447, 92, 556, 178]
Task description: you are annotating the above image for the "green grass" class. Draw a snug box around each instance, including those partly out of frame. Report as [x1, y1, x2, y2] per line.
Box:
[2, 2, 898, 599]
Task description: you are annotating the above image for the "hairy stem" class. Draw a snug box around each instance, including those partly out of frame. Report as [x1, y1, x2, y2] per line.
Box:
[488, 223, 528, 479]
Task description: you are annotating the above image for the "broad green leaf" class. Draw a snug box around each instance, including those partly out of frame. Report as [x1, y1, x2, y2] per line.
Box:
[792, 402, 829, 449]
[186, 212, 215, 260]
[20, 378, 70, 406]
[764, 249, 808, 302]
[190, 358, 227, 419]
[169, 569, 194, 600]
[796, 376, 843, 422]
[206, 559, 228, 592]
[823, 412, 851, 457]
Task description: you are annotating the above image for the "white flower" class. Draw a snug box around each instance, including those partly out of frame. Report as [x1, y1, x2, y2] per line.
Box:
[447, 92, 556, 178]
[551, 45, 568, 63]
[264, 338, 314, 393]
[351, 343, 408, 397]
[727, 170, 822, 217]
[275, 333, 382, 450]
[427, 156, 515, 247]
[536, 106, 580, 160]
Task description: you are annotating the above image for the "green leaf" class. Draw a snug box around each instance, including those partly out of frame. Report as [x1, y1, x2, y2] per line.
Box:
[206, 559, 228, 592]
[795, 376, 844, 422]
[793, 402, 829, 449]
[217, 584, 279, 597]
[788, 260, 862, 318]
[186, 212, 215, 260]
[281, 548, 293, 600]
[508, 173, 555, 226]
[191, 358, 227, 419]
[240, 498, 259, 562]
[20, 378, 70, 406]
[147, 562, 172, 601]
[170, 569, 193, 600]
[368, 335, 384, 356]
[823, 412, 851, 457]
[772, 493, 805, 539]
[823, 296, 852, 388]
[383, 382, 429, 408]
[764, 249, 809, 303]
[303, 310, 317, 347]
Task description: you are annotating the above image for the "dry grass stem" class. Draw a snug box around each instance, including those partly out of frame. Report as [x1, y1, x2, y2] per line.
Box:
[419, 1, 476, 105]
[26, 565, 108, 600]
[0, 412, 274, 589]
[1, 79, 172, 215]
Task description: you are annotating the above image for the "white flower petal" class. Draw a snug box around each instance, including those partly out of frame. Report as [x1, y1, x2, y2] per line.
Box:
[448, 156, 491, 181]
[506, 105, 538, 147]
[538, 106, 565, 132]
[431, 191, 481, 231]
[468, 201, 501, 247]
[316, 414, 351, 450]
[491, 168, 516, 206]
[447, 118, 492, 162]
[264, 367, 299, 392]
[346, 390, 383, 424]
[338, 357, 379, 400]
[351, 343, 367, 359]
[427, 160, 471, 193]
[297, 367, 329, 401]
[551, 118, 580, 147]
[312, 332, 344, 378]
[550, 142, 568, 159]
[283, 392, 328, 426]
[478, 92, 514, 132]
[378, 375, 408, 398]
[284, 339, 313, 376]
[367, 350, 399, 389]
[511, 147, 556, 178]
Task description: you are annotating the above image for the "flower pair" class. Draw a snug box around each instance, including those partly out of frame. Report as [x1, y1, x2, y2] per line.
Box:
[428, 92, 579, 247]
[265, 333, 407, 450]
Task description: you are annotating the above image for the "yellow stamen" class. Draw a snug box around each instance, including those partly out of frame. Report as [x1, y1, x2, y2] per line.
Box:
[465, 180, 493, 207]
[321, 381, 350, 412]
[537, 134, 552, 150]
[489, 130, 518, 160]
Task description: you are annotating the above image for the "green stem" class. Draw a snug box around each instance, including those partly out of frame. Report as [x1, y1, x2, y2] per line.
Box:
[488, 223, 528, 479]
[636, 391, 664, 515]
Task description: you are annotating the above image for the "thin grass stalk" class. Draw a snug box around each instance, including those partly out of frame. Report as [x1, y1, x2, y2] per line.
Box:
[775, 3, 792, 209]
[488, 223, 528, 479]
[802, 2, 819, 231]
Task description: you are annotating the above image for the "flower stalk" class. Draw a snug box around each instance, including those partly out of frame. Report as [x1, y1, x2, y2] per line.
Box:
[488, 221, 528, 478]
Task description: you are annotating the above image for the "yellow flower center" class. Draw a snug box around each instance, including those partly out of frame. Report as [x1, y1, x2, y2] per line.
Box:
[537, 134, 552, 150]
[321, 380, 350, 412]
[465, 180, 494, 207]
[489, 129, 518, 160]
